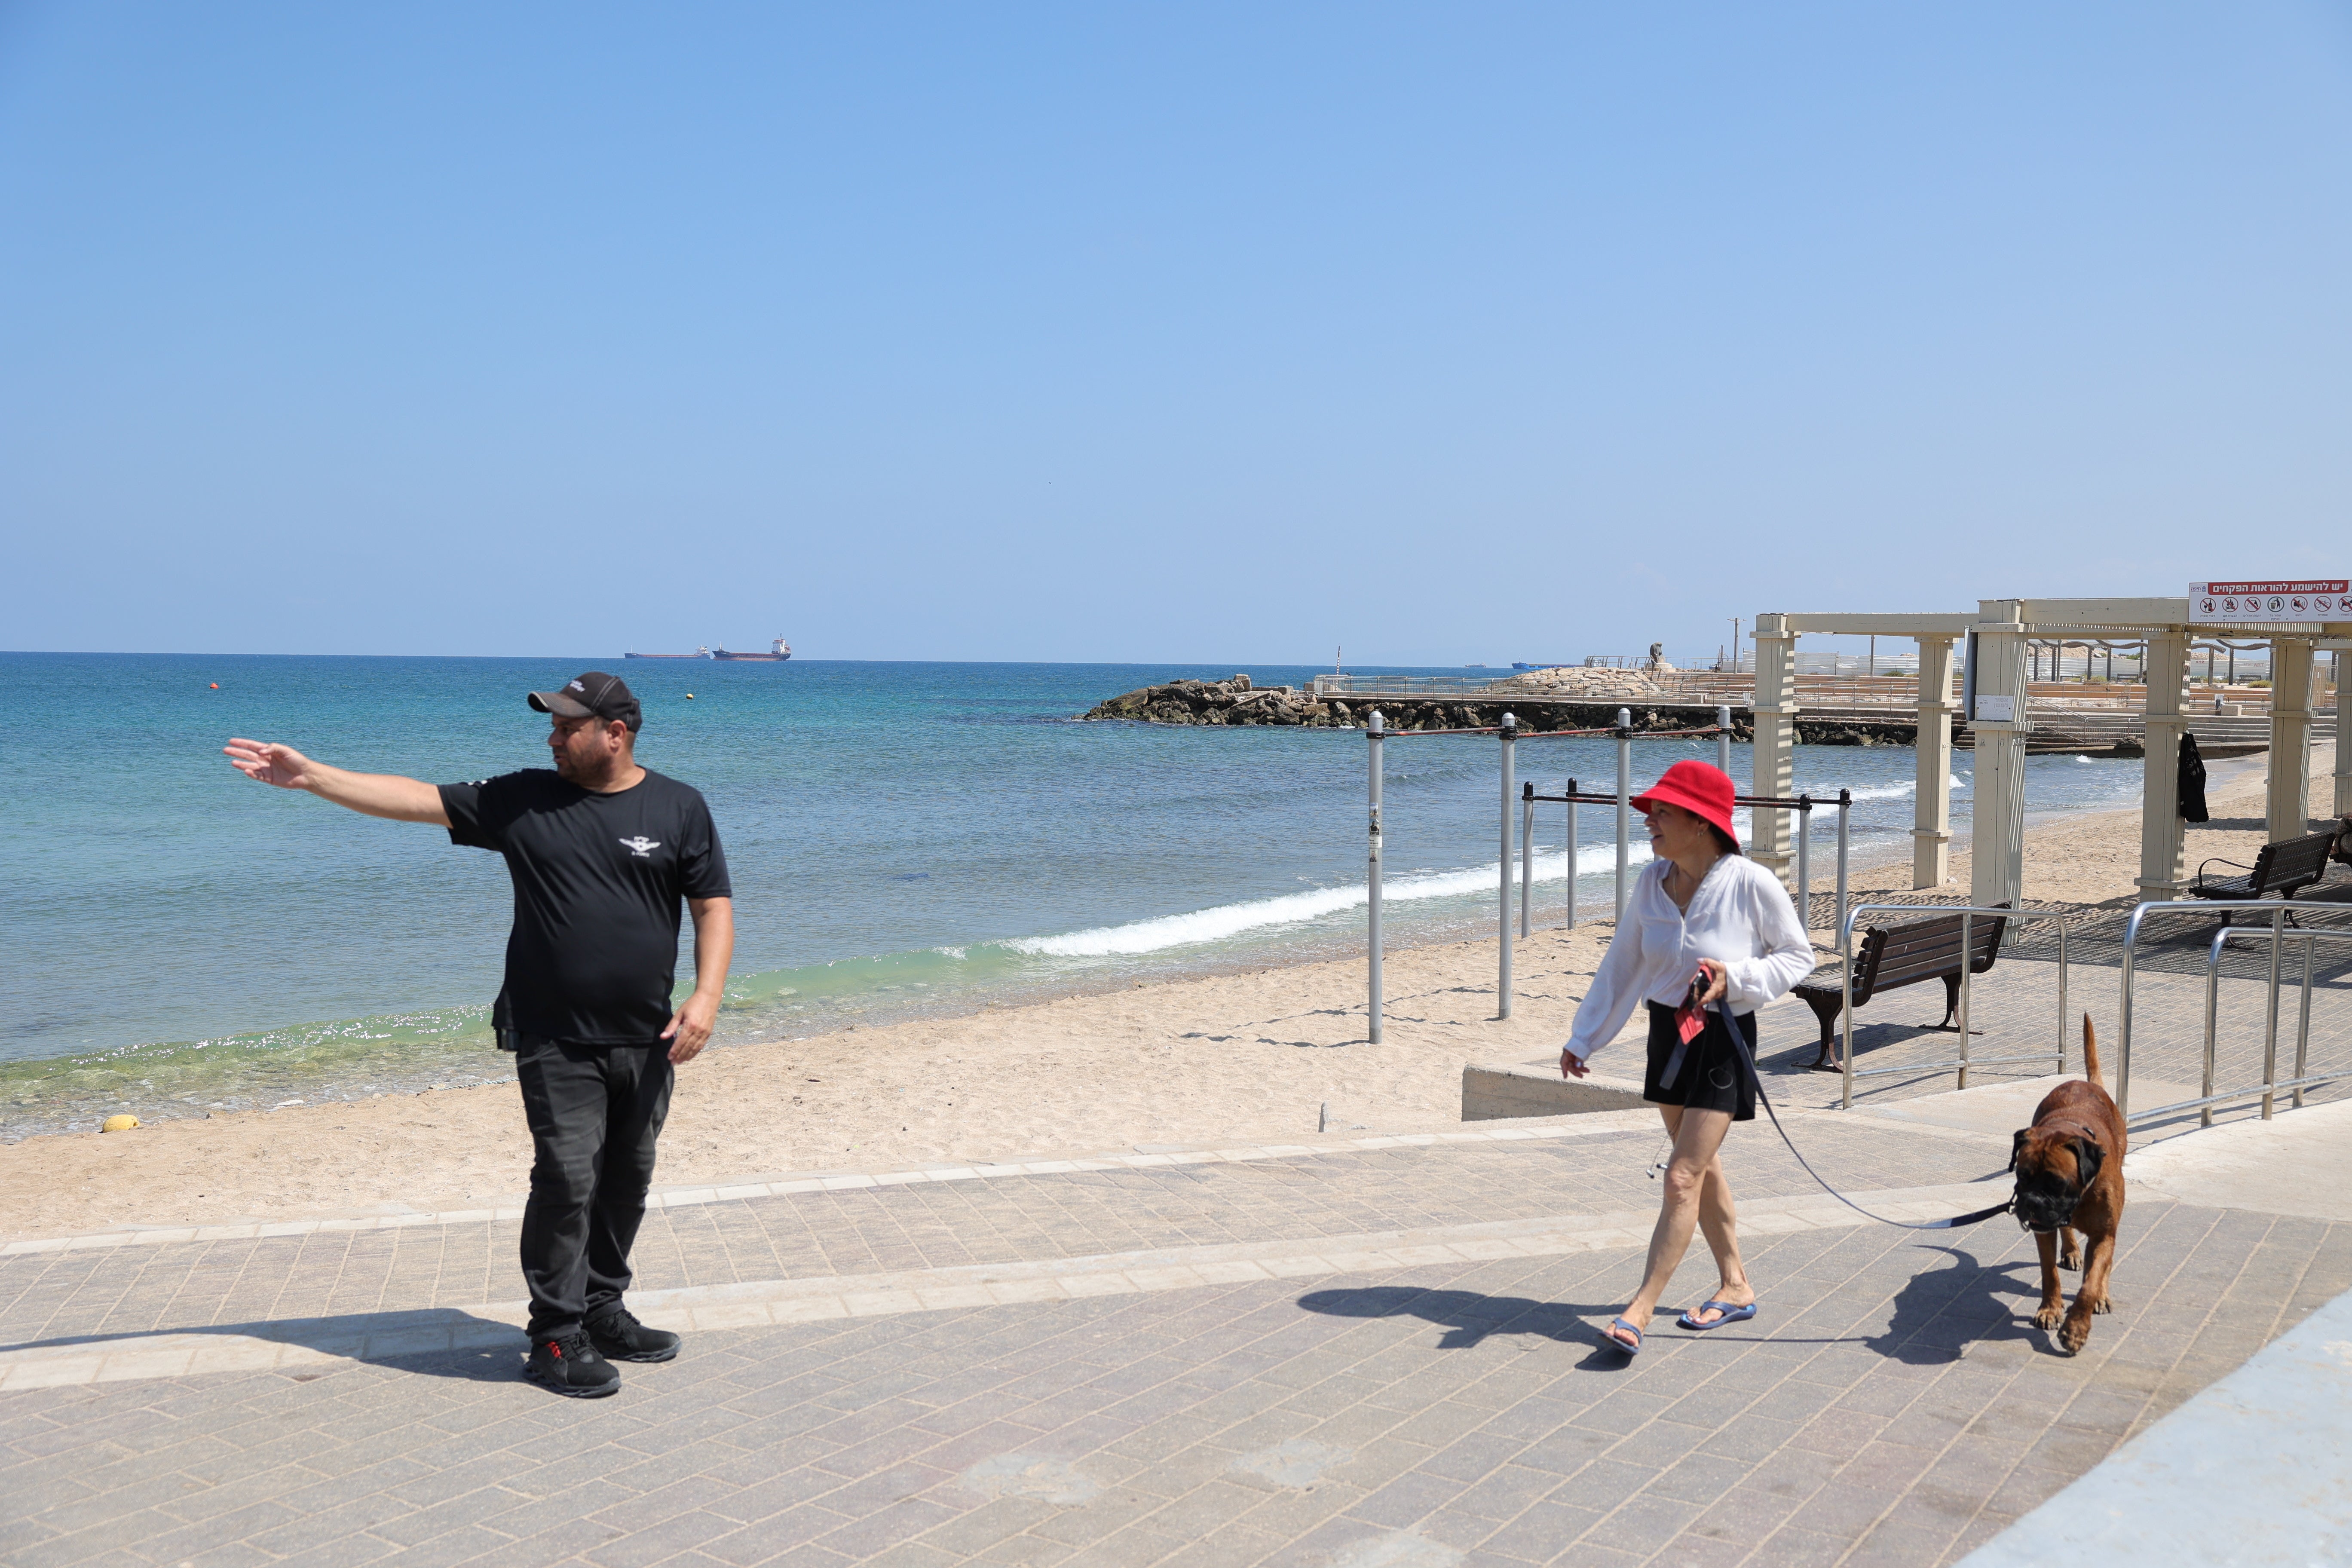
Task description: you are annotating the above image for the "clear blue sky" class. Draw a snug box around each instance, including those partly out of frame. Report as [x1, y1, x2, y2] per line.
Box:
[3, 3, 2347, 665]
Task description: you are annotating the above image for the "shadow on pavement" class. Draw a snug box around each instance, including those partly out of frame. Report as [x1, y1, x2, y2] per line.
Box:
[1296, 1239, 2059, 1371]
[0, 1306, 530, 1384]
[1866, 1244, 2052, 1363]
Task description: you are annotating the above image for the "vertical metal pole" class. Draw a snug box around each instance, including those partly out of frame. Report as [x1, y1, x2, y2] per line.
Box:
[2201, 931, 2223, 1129]
[1565, 780, 1579, 931]
[1796, 798, 1813, 934]
[1840, 915, 1856, 1110]
[1498, 714, 1516, 1020]
[2262, 906, 2283, 1118]
[1520, 791, 1537, 936]
[2056, 922, 2070, 1072]
[1716, 705, 1732, 778]
[1956, 910, 1973, 1090]
[1614, 710, 1632, 922]
[2117, 923, 2139, 1122]
[2294, 932, 2315, 1110]
[1834, 790, 1850, 942]
[1367, 710, 1384, 1044]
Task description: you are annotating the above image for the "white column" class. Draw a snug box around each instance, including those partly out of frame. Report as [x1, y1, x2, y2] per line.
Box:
[2267, 638, 2315, 839]
[2138, 629, 2191, 900]
[2335, 649, 2350, 818]
[1751, 613, 1797, 880]
[1969, 601, 2030, 910]
[1912, 635, 1956, 888]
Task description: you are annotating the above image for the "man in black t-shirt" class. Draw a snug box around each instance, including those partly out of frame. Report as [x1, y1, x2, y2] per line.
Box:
[226, 671, 733, 1399]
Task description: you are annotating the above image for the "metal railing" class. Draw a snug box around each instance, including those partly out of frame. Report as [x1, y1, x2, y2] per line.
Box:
[1363, 705, 1753, 1037]
[2116, 904, 2352, 1130]
[1356, 701, 1885, 1040]
[1515, 707, 1739, 938]
[1831, 903, 2069, 1111]
[1522, 779, 1850, 940]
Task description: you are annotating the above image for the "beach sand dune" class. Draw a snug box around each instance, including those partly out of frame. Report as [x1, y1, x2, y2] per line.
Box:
[0, 747, 2331, 1242]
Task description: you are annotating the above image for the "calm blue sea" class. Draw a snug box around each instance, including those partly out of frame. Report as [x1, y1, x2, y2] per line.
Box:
[0, 653, 2146, 1137]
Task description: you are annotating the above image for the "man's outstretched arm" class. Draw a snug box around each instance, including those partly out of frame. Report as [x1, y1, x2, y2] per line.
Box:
[224, 738, 451, 825]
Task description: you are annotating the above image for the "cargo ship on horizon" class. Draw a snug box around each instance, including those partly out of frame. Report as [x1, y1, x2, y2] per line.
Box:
[625, 645, 711, 660]
[711, 636, 791, 662]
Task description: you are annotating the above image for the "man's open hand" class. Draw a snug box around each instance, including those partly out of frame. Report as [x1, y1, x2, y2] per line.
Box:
[225, 738, 318, 790]
[663, 991, 721, 1064]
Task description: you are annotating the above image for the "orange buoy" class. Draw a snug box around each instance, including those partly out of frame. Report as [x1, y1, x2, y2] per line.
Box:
[210, 683, 219, 689]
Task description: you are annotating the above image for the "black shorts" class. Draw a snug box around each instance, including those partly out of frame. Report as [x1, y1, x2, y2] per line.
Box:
[1643, 1001, 1759, 1122]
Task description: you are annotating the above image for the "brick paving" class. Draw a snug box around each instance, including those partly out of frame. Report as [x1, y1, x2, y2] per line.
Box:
[0, 1122, 2005, 1349]
[4, 1089, 2348, 1568]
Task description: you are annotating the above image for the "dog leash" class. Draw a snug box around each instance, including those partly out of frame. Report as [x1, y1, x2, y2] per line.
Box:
[1712, 999, 2015, 1231]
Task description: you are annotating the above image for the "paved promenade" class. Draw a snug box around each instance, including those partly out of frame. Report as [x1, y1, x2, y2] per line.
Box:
[6, 1094, 2347, 1568]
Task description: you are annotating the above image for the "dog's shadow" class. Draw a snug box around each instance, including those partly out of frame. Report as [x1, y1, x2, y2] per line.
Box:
[1871, 1244, 2055, 1363]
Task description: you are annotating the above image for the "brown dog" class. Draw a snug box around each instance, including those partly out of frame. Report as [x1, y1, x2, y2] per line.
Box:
[2008, 1014, 2126, 1354]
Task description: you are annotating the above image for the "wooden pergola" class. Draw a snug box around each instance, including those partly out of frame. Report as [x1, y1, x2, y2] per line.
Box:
[1749, 600, 2351, 910]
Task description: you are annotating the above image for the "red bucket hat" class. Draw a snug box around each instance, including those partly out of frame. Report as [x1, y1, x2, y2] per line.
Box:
[1631, 760, 1740, 848]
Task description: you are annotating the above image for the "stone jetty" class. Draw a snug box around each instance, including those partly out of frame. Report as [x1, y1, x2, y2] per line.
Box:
[1081, 675, 1342, 727]
[1080, 674, 1777, 737]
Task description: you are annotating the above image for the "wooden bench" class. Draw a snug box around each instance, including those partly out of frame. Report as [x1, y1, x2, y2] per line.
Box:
[2190, 829, 2337, 922]
[1791, 904, 2009, 1071]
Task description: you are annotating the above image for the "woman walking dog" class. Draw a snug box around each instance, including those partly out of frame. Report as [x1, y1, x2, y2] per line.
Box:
[1561, 760, 1814, 1356]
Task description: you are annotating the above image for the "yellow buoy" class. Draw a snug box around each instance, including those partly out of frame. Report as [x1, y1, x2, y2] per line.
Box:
[686, 693, 695, 699]
[102, 1114, 140, 1133]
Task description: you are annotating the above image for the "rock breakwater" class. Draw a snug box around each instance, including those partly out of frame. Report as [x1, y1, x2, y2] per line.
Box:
[1081, 674, 1341, 726]
[1079, 675, 1766, 736]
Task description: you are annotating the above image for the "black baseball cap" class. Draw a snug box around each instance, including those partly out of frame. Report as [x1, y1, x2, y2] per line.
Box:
[527, 671, 642, 732]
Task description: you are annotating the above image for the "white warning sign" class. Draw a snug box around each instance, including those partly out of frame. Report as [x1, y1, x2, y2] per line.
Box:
[2190, 580, 2347, 624]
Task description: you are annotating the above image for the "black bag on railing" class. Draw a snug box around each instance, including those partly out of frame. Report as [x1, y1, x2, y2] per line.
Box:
[2177, 732, 2209, 824]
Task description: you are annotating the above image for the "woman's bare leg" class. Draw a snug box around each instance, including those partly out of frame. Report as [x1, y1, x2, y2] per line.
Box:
[1682, 1153, 1752, 1325]
[1602, 1106, 1734, 1348]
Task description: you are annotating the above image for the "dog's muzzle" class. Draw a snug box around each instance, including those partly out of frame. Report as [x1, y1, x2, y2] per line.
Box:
[2013, 1187, 2077, 1233]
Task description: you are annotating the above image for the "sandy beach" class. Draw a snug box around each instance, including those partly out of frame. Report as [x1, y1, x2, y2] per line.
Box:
[2, 745, 2334, 1243]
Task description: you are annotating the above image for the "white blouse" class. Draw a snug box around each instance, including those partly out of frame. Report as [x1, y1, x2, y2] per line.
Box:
[1562, 854, 1816, 1066]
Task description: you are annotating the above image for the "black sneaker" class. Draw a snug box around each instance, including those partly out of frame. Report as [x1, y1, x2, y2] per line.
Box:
[585, 1305, 680, 1363]
[526, 1331, 620, 1398]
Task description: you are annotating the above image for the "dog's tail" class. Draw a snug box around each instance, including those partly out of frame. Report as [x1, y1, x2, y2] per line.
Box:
[2082, 1012, 2104, 1088]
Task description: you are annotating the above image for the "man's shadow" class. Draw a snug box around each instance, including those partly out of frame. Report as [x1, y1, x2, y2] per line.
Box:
[1, 1308, 532, 1385]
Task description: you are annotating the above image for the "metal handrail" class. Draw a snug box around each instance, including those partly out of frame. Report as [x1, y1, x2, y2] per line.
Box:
[1833, 902, 2065, 1111]
[2114, 897, 2344, 1121]
[2129, 921, 2352, 1130]
[1363, 702, 1858, 1036]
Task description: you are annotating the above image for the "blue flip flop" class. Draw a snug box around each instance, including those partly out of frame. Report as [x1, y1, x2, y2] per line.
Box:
[1599, 1317, 1643, 1356]
[1676, 1300, 1758, 1331]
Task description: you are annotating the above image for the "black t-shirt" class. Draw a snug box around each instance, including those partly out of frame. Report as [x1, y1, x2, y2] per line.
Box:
[439, 768, 732, 1044]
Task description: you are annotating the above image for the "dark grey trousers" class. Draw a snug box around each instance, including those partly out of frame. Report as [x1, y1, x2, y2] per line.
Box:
[513, 1038, 674, 1339]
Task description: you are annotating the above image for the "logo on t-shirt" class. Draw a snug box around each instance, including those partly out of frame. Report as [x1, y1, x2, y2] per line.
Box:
[618, 836, 661, 858]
